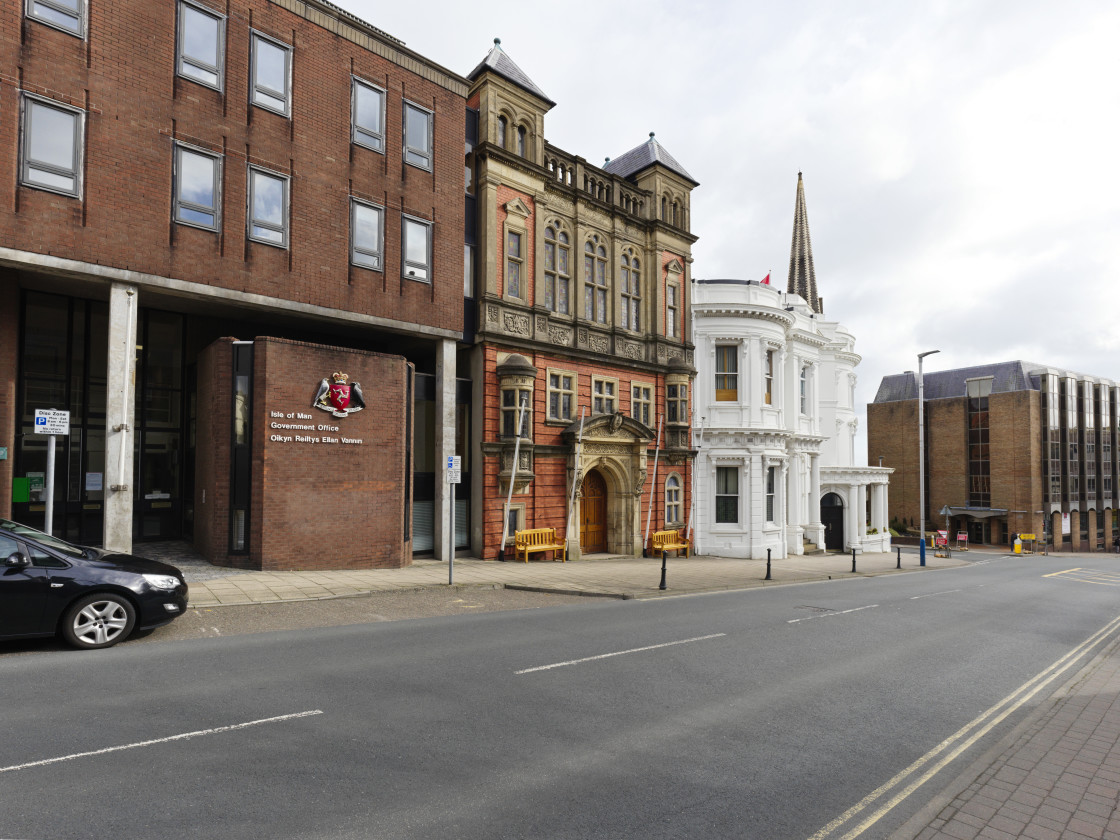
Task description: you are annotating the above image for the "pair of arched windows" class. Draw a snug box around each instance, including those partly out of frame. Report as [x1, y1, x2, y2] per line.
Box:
[496, 115, 527, 157]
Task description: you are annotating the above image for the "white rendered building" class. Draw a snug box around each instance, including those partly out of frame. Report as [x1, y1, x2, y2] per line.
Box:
[690, 174, 891, 558]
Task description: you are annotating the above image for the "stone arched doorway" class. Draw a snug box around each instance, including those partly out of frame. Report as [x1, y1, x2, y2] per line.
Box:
[821, 492, 844, 550]
[580, 469, 608, 553]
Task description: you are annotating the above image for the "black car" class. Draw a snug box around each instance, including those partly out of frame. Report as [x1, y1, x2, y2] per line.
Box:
[0, 519, 188, 650]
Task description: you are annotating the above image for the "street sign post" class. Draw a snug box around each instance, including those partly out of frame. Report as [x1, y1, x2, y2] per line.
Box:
[447, 456, 461, 583]
[34, 409, 70, 535]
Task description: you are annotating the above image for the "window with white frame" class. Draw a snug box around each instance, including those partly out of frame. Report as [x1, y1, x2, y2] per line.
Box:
[764, 349, 775, 405]
[621, 250, 641, 331]
[547, 371, 575, 422]
[715, 467, 738, 524]
[351, 78, 385, 152]
[715, 346, 738, 401]
[800, 366, 808, 414]
[665, 474, 682, 526]
[173, 143, 221, 230]
[350, 199, 383, 270]
[506, 230, 523, 298]
[766, 466, 777, 522]
[584, 238, 608, 324]
[667, 382, 688, 424]
[247, 166, 288, 247]
[20, 95, 84, 198]
[402, 215, 432, 282]
[543, 225, 570, 314]
[666, 283, 679, 339]
[631, 383, 652, 427]
[250, 31, 291, 116]
[403, 101, 433, 170]
[501, 387, 532, 438]
[26, 0, 84, 37]
[592, 377, 617, 415]
[177, 1, 224, 90]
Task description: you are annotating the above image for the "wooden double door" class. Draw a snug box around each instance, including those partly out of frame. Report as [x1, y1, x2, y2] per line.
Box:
[580, 469, 607, 553]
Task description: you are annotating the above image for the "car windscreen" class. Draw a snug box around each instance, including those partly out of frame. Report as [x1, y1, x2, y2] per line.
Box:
[0, 519, 87, 558]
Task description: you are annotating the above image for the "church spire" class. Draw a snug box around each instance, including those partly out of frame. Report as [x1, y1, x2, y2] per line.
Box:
[787, 171, 821, 314]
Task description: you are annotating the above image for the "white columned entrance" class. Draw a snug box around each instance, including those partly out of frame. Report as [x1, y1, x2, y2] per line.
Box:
[104, 282, 138, 553]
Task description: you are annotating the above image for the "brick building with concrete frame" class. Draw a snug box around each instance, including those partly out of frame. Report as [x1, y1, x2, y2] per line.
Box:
[869, 361, 1120, 552]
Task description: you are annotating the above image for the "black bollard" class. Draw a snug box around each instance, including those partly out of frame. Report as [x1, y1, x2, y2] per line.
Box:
[765, 548, 772, 581]
[659, 550, 668, 591]
[896, 546, 902, 569]
[851, 548, 856, 573]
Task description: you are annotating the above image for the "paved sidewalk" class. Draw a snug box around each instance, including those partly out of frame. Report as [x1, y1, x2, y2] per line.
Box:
[893, 634, 1120, 840]
[142, 542, 973, 608]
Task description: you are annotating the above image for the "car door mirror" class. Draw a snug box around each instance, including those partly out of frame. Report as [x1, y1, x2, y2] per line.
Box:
[4, 553, 30, 569]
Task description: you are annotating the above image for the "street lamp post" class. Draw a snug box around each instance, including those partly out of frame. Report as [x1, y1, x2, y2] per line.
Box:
[917, 350, 940, 566]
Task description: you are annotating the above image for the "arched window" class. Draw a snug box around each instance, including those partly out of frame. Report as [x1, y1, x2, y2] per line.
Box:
[620, 250, 640, 331]
[665, 474, 682, 526]
[543, 225, 570, 314]
[516, 125, 526, 157]
[584, 238, 608, 324]
[497, 115, 507, 148]
[661, 196, 667, 221]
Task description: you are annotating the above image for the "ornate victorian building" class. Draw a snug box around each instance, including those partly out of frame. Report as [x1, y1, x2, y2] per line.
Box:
[691, 174, 891, 559]
[465, 41, 698, 559]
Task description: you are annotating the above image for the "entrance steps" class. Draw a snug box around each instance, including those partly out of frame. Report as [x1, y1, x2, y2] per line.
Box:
[802, 538, 827, 556]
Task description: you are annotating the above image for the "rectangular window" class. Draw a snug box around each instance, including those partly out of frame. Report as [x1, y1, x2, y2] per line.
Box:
[20, 95, 84, 198]
[716, 467, 738, 524]
[251, 31, 291, 116]
[800, 367, 808, 414]
[631, 384, 652, 427]
[715, 346, 738, 401]
[350, 199, 383, 270]
[247, 166, 288, 247]
[667, 383, 688, 424]
[592, 378, 617, 415]
[667, 284, 679, 339]
[501, 388, 531, 438]
[402, 216, 432, 282]
[351, 78, 385, 152]
[26, 0, 84, 37]
[764, 350, 775, 405]
[177, 1, 224, 90]
[665, 475, 682, 525]
[548, 372, 575, 422]
[766, 466, 776, 522]
[403, 101, 433, 170]
[506, 231, 522, 298]
[173, 143, 221, 231]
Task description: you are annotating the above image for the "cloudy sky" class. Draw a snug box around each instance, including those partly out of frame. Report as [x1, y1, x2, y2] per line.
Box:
[339, 0, 1118, 462]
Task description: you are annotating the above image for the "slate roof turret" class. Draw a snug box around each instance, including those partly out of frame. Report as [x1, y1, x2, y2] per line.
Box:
[468, 38, 554, 106]
[603, 132, 698, 186]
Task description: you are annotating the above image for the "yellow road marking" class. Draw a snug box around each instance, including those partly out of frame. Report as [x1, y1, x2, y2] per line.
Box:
[1043, 568, 1081, 577]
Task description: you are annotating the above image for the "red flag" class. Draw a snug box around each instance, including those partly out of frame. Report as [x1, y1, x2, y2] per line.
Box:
[762, 272, 771, 285]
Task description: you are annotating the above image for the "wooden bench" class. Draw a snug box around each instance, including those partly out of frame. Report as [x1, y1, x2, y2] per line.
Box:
[652, 529, 690, 558]
[514, 527, 567, 563]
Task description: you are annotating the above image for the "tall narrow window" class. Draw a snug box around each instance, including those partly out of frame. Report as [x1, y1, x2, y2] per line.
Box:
[766, 466, 777, 522]
[250, 31, 291, 116]
[631, 384, 652, 426]
[667, 383, 688, 424]
[25, 0, 84, 37]
[764, 350, 775, 405]
[665, 474, 682, 525]
[715, 346, 738, 401]
[350, 199, 383, 270]
[506, 231, 523, 298]
[402, 216, 432, 282]
[716, 467, 738, 524]
[247, 166, 288, 247]
[621, 252, 641, 331]
[592, 378, 616, 415]
[548, 372, 574, 422]
[496, 116, 507, 148]
[799, 366, 808, 414]
[173, 143, 221, 230]
[20, 95, 84, 198]
[351, 78, 385, 152]
[543, 226, 570, 314]
[584, 240, 608, 324]
[667, 284, 679, 339]
[516, 125, 526, 157]
[177, 1, 224, 90]
[404, 101, 433, 170]
[501, 388, 531, 438]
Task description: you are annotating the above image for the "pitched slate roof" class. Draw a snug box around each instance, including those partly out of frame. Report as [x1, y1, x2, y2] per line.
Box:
[468, 39, 554, 106]
[787, 172, 821, 314]
[873, 360, 1049, 403]
[603, 133, 698, 186]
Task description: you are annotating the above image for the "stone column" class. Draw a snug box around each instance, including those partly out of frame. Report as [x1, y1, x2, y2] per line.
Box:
[104, 282, 138, 553]
[857, 483, 868, 540]
[434, 339, 457, 563]
[848, 483, 860, 550]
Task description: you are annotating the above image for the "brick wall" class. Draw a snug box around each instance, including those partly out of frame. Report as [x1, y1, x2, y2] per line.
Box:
[868, 399, 918, 528]
[927, 397, 967, 524]
[990, 389, 1044, 538]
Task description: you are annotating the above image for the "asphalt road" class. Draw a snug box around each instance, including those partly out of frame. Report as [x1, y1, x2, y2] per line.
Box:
[3, 554, 1119, 840]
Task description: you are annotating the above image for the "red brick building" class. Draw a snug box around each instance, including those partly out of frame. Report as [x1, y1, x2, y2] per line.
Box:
[0, 0, 467, 566]
[464, 42, 698, 559]
[869, 361, 1120, 552]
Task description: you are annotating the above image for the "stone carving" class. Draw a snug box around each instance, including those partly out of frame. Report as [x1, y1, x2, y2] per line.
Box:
[619, 341, 643, 361]
[536, 315, 548, 333]
[503, 312, 531, 336]
[487, 304, 499, 323]
[609, 413, 624, 433]
[548, 326, 572, 345]
[583, 443, 631, 455]
[633, 469, 647, 495]
[587, 333, 609, 353]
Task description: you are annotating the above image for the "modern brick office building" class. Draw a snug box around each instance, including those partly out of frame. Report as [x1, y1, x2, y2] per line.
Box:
[464, 41, 698, 559]
[869, 362, 1120, 551]
[0, 0, 468, 567]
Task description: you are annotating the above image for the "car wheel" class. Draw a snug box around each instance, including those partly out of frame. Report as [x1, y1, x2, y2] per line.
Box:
[61, 594, 136, 650]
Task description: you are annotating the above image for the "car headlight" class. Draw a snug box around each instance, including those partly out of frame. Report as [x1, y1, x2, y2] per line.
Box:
[142, 574, 181, 591]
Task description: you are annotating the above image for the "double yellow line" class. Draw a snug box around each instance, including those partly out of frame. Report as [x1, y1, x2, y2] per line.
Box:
[808, 612, 1120, 839]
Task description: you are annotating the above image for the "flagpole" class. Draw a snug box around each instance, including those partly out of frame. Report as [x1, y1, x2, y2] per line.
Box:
[642, 414, 663, 557]
[563, 406, 587, 553]
[498, 393, 528, 562]
[685, 415, 706, 548]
